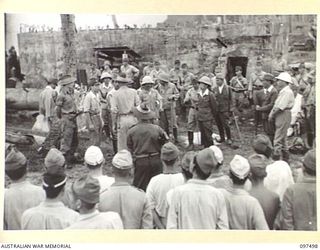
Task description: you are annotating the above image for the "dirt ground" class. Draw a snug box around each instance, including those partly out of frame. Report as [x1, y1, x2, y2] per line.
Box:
[5, 109, 304, 188]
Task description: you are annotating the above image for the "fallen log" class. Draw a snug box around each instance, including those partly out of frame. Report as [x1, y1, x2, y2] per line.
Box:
[6, 88, 42, 110]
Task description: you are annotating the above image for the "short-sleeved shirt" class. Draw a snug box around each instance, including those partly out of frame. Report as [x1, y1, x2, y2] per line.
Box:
[39, 86, 57, 118]
[249, 71, 266, 91]
[4, 181, 45, 230]
[56, 92, 77, 114]
[166, 179, 229, 229]
[146, 173, 184, 218]
[110, 86, 140, 114]
[137, 88, 162, 116]
[21, 201, 79, 230]
[83, 91, 101, 114]
[67, 210, 123, 229]
[99, 182, 153, 229]
[88, 68, 101, 80]
[184, 87, 200, 107]
[157, 82, 179, 110]
[180, 72, 194, 91]
[150, 69, 165, 82]
[120, 64, 139, 80]
[272, 85, 295, 111]
[100, 83, 114, 109]
[169, 68, 182, 84]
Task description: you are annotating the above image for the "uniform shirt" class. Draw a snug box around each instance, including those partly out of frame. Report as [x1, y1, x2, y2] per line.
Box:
[248, 71, 266, 91]
[197, 89, 217, 121]
[304, 84, 315, 107]
[279, 176, 316, 231]
[272, 85, 295, 111]
[39, 86, 57, 119]
[143, 65, 154, 76]
[157, 82, 179, 110]
[127, 123, 167, 156]
[184, 87, 199, 107]
[4, 181, 45, 230]
[100, 83, 114, 110]
[167, 179, 229, 229]
[56, 92, 77, 114]
[150, 68, 165, 82]
[21, 200, 79, 230]
[88, 68, 101, 80]
[110, 86, 140, 114]
[83, 91, 101, 114]
[264, 160, 294, 201]
[120, 64, 139, 81]
[272, 58, 287, 73]
[99, 182, 153, 229]
[180, 72, 194, 91]
[224, 188, 269, 230]
[230, 75, 248, 91]
[146, 173, 184, 218]
[169, 68, 182, 84]
[67, 210, 123, 229]
[137, 88, 163, 116]
[249, 186, 280, 229]
[107, 88, 117, 107]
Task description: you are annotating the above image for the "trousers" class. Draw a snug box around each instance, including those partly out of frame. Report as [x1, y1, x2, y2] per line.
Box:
[133, 155, 163, 191]
[187, 108, 198, 132]
[198, 120, 214, 147]
[216, 111, 231, 141]
[159, 108, 177, 136]
[60, 116, 78, 156]
[273, 110, 291, 157]
[117, 114, 137, 151]
[89, 114, 102, 146]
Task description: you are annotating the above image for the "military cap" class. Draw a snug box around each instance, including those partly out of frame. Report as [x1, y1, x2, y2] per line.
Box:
[158, 73, 170, 83]
[47, 77, 58, 85]
[72, 175, 100, 204]
[133, 104, 155, 120]
[248, 154, 268, 178]
[88, 77, 99, 86]
[161, 142, 179, 161]
[85, 146, 104, 166]
[141, 76, 155, 86]
[235, 66, 242, 72]
[209, 145, 224, 165]
[44, 148, 65, 175]
[101, 72, 112, 80]
[5, 147, 27, 171]
[174, 59, 181, 65]
[215, 73, 224, 80]
[112, 150, 133, 170]
[59, 75, 77, 86]
[263, 73, 274, 82]
[303, 149, 316, 172]
[194, 148, 218, 176]
[198, 76, 212, 86]
[252, 134, 273, 156]
[115, 73, 129, 83]
[230, 155, 250, 179]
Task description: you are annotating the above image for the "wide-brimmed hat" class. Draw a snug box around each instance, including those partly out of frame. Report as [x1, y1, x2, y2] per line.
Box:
[59, 75, 77, 86]
[275, 72, 293, 84]
[72, 175, 100, 204]
[263, 73, 274, 82]
[158, 73, 170, 83]
[141, 76, 154, 86]
[115, 75, 129, 83]
[198, 76, 212, 86]
[100, 72, 112, 80]
[133, 104, 155, 120]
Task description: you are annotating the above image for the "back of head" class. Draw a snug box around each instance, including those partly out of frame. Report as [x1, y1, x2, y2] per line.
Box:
[248, 154, 268, 180]
[193, 148, 218, 180]
[72, 175, 100, 206]
[112, 150, 133, 178]
[5, 147, 27, 181]
[303, 149, 316, 176]
[252, 134, 273, 158]
[229, 155, 250, 185]
[84, 146, 104, 169]
[161, 142, 179, 166]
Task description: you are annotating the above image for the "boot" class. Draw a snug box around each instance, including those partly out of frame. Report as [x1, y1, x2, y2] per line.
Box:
[112, 139, 118, 154]
[187, 131, 194, 150]
[173, 128, 178, 143]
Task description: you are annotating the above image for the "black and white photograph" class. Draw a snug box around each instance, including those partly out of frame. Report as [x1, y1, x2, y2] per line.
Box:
[4, 14, 316, 231]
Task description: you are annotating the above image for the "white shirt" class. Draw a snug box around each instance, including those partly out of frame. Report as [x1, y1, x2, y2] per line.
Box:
[95, 175, 115, 194]
[264, 85, 274, 94]
[146, 173, 184, 218]
[198, 88, 209, 98]
[21, 200, 79, 230]
[67, 210, 123, 229]
[4, 181, 45, 230]
[218, 85, 224, 94]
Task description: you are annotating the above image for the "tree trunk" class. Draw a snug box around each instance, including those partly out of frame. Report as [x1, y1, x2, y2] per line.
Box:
[6, 88, 42, 110]
[60, 14, 77, 75]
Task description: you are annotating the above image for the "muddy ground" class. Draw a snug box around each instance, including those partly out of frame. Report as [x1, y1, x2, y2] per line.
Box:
[5, 109, 303, 187]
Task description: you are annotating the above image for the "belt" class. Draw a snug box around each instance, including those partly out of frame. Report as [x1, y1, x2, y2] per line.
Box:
[118, 112, 133, 116]
[232, 89, 245, 93]
[134, 152, 160, 159]
[62, 112, 76, 115]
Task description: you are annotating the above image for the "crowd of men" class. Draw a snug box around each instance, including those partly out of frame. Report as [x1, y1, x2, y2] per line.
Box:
[4, 53, 316, 230]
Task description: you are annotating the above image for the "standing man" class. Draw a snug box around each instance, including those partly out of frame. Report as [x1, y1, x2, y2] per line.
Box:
[166, 148, 229, 229]
[83, 78, 102, 146]
[169, 59, 182, 87]
[197, 76, 218, 147]
[21, 149, 79, 230]
[88, 62, 101, 80]
[120, 56, 140, 88]
[110, 73, 140, 151]
[296, 62, 308, 94]
[137, 76, 163, 122]
[255, 73, 278, 143]
[157, 73, 180, 142]
[67, 176, 123, 229]
[143, 61, 154, 76]
[248, 60, 266, 103]
[179, 63, 194, 122]
[150, 61, 165, 83]
[99, 150, 153, 229]
[268, 72, 295, 161]
[272, 52, 287, 76]
[39, 77, 58, 128]
[213, 74, 234, 145]
[229, 66, 248, 119]
[56, 75, 81, 165]
[4, 147, 45, 230]
[279, 149, 316, 231]
[127, 104, 168, 191]
[184, 78, 200, 149]
[100, 72, 114, 140]
[101, 60, 112, 75]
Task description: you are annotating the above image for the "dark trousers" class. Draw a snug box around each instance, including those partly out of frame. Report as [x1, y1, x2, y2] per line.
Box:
[263, 118, 275, 145]
[216, 112, 231, 141]
[198, 120, 214, 147]
[305, 107, 315, 148]
[133, 155, 163, 191]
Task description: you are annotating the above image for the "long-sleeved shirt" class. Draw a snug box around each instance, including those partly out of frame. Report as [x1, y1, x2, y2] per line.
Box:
[167, 179, 229, 229]
[21, 200, 79, 230]
[110, 86, 140, 114]
[279, 176, 317, 231]
[223, 188, 269, 230]
[98, 182, 153, 229]
[4, 181, 45, 230]
[146, 173, 184, 218]
[66, 210, 123, 229]
[39, 86, 57, 119]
